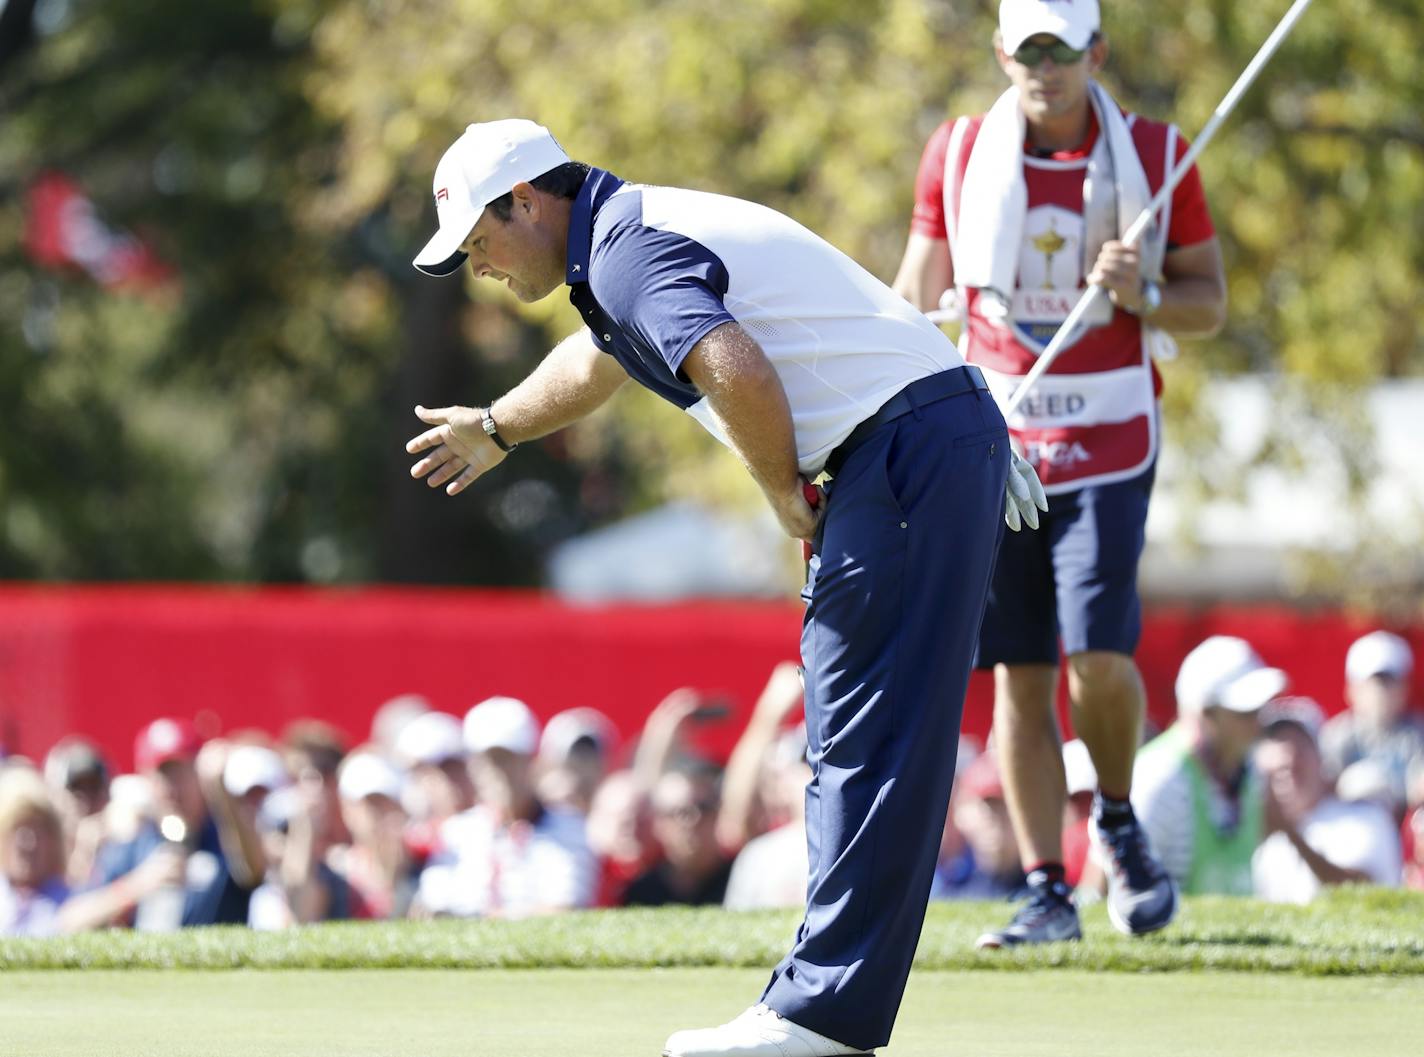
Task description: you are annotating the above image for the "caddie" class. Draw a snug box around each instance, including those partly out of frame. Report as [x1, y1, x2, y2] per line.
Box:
[892, 0, 1228, 947]
[405, 117, 1046, 1057]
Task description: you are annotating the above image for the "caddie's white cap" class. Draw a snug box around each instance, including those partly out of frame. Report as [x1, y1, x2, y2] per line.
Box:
[1175, 635, 1289, 715]
[222, 745, 290, 798]
[999, 0, 1101, 54]
[1345, 630, 1414, 684]
[337, 751, 405, 803]
[395, 710, 467, 767]
[412, 119, 571, 277]
[463, 696, 540, 756]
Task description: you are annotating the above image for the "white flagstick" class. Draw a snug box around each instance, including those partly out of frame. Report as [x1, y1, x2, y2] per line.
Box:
[996, 0, 1317, 419]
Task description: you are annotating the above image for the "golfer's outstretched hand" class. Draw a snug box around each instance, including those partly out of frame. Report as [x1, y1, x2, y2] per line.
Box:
[1004, 448, 1049, 532]
[406, 404, 508, 496]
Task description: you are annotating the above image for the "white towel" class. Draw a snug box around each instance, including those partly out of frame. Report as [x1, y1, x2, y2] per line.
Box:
[952, 81, 1167, 342]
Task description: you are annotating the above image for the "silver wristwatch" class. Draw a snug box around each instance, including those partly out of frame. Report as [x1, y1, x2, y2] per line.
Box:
[480, 406, 517, 453]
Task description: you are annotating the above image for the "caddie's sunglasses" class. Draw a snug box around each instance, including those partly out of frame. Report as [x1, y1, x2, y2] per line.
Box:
[1012, 37, 1093, 67]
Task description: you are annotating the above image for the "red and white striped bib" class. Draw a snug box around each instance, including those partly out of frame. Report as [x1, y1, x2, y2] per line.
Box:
[943, 112, 1182, 493]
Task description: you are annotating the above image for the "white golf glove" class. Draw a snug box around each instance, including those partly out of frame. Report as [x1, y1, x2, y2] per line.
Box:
[1004, 447, 1049, 532]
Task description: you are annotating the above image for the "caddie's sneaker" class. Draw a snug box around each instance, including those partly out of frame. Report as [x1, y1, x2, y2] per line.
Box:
[662, 1004, 873, 1057]
[1090, 814, 1177, 936]
[974, 880, 1081, 949]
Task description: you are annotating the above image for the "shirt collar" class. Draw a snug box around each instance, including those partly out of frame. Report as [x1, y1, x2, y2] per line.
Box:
[565, 167, 625, 286]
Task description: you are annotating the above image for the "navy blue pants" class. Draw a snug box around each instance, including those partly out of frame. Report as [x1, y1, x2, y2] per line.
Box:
[761, 381, 1008, 1051]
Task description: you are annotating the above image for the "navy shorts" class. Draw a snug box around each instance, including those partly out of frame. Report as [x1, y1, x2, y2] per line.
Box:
[975, 463, 1155, 667]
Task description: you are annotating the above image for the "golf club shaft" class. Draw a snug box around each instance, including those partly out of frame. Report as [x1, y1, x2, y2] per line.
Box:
[1000, 0, 1317, 419]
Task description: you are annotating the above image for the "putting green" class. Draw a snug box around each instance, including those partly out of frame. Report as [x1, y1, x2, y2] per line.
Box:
[1, 967, 1418, 1056]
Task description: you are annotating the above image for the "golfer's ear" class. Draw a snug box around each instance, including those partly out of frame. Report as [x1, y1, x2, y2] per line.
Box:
[511, 181, 538, 218]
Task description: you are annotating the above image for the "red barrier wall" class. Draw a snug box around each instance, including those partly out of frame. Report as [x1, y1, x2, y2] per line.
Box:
[0, 584, 1420, 772]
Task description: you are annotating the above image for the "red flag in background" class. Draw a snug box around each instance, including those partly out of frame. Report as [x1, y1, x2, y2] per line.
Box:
[24, 171, 175, 293]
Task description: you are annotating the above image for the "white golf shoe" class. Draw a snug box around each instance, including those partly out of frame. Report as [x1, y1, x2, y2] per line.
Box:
[662, 1004, 873, 1057]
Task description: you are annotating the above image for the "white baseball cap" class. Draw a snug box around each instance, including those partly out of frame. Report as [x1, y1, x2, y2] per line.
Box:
[412, 119, 571, 277]
[1175, 635, 1289, 714]
[222, 745, 290, 798]
[337, 751, 405, 803]
[1345, 630, 1414, 684]
[464, 696, 540, 756]
[396, 711, 467, 767]
[1260, 695, 1327, 741]
[999, 0, 1101, 54]
[538, 707, 619, 765]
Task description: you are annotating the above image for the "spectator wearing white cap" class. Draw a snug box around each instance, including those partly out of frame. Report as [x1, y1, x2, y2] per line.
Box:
[1253, 699, 1401, 904]
[1129, 636, 1288, 900]
[369, 693, 432, 757]
[536, 707, 619, 815]
[1319, 631, 1424, 814]
[330, 750, 415, 919]
[415, 697, 595, 918]
[396, 711, 476, 832]
[227, 747, 340, 930]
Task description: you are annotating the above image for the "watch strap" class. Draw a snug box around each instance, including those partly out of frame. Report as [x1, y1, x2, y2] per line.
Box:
[480, 406, 517, 453]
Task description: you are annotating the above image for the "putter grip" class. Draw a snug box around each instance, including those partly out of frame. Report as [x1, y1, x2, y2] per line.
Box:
[801, 482, 820, 562]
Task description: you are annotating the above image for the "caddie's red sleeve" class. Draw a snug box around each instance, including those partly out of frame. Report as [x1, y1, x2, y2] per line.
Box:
[910, 120, 955, 240]
[1166, 134, 1216, 249]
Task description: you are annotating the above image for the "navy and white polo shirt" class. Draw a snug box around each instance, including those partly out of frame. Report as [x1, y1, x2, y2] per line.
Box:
[567, 169, 965, 475]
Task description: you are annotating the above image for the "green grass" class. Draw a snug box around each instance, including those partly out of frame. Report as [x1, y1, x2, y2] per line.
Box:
[1, 968, 1421, 1057]
[3, 887, 1422, 974]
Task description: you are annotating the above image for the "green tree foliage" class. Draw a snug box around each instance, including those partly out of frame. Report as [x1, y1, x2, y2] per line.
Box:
[1, 0, 1420, 604]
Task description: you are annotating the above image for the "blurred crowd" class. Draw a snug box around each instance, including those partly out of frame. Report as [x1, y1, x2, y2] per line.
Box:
[2, 631, 1421, 937]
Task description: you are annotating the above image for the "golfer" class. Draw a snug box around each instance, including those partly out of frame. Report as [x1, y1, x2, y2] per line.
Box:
[406, 118, 1045, 1057]
[892, 0, 1227, 947]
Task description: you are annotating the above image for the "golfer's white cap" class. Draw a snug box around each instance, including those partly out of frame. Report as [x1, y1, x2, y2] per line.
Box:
[222, 745, 290, 798]
[1175, 635, 1289, 715]
[1345, 630, 1414, 684]
[412, 119, 571, 277]
[999, 0, 1101, 54]
[337, 751, 405, 802]
[463, 696, 540, 756]
[395, 710, 467, 767]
